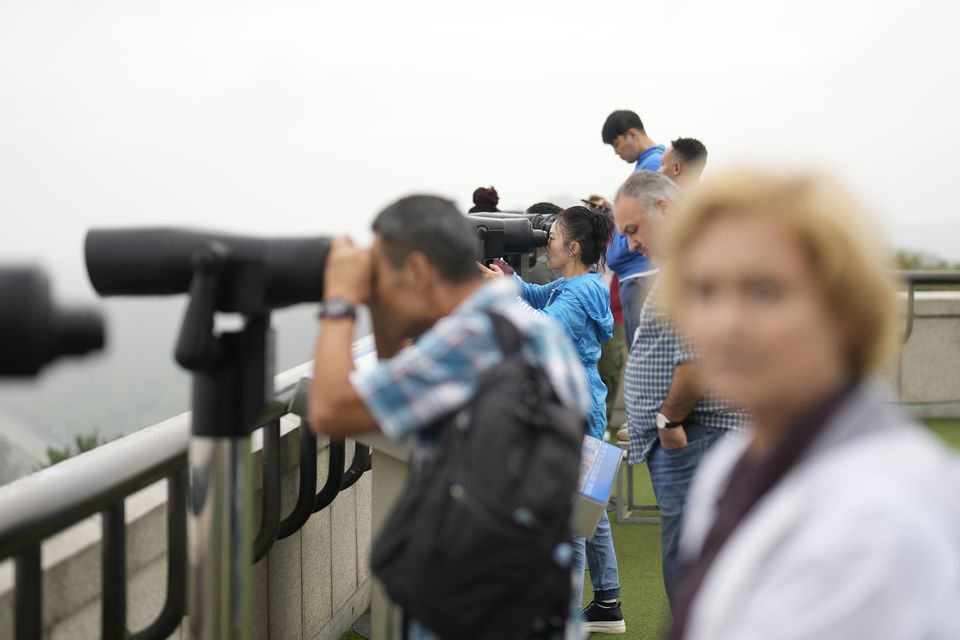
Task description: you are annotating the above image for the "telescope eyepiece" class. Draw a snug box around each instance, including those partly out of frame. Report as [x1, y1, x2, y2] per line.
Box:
[54, 308, 106, 357]
[0, 267, 105, 377]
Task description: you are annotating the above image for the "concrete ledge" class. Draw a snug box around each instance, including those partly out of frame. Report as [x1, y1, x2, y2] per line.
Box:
[894, 292, 960, 416]
[906, 291, 960, 318]
[310, 579, 371, 640]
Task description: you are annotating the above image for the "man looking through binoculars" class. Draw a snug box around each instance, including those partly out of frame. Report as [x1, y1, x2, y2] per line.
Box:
[307, 194, 591, 638]
[307, 193, 588, 452]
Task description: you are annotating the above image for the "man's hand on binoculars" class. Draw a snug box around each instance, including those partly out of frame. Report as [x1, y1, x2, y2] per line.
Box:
[323, 237, 373, 307]
[477, 261, 506, 282]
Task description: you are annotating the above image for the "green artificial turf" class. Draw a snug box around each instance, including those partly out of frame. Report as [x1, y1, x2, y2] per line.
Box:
[925, 418, 960, 450]
[583, 462, 669, 639]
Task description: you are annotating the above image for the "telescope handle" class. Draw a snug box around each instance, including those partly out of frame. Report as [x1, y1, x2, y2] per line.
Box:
[175, 244, 226, 371]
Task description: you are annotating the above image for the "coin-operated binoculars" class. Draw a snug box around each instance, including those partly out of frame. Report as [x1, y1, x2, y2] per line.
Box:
[465, 214, 549, 276]
[0, 266, 104, 377]
[85, 228, 330, 640]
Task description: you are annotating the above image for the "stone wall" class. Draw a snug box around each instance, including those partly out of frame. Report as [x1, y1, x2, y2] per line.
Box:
[889, 292, 960, 418]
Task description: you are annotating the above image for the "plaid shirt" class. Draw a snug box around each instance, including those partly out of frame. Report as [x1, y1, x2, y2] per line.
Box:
[351, 278, 591, 447]
[624, 278, 749, 464]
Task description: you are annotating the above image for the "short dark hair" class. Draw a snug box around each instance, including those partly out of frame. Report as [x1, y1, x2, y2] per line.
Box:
[524, 202, 563, 216]
[602, 110, 645, 145]
[555, 206, 614, 268]
[372, 195, 479, 283]
[670, 137, 708, 166]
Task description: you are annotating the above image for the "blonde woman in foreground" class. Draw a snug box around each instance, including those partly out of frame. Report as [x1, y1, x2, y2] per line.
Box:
[663, 170, 960, 640]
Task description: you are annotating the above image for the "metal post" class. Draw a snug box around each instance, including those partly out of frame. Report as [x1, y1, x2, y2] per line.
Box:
[15, 544, 42, 640]
[188, 436, 253, 639]
[101, 501, 127, 640]
[186, 315, 272, 640]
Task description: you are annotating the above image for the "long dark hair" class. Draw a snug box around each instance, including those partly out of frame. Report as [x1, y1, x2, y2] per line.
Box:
[555, 206, 614, 268]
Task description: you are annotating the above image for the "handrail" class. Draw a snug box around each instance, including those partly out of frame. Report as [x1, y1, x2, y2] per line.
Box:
[314, 440, 347, 513]
[898, 270, 960, 285]
[0, 363, 369, 640]
[276, 417, 321, 539]
[129, 468, 187, 640]
[253, 419, 281, 562]
[897, 270, 960, 342]
[101, 500, 126, 640]
[341, 443, 372, 491]
[0, 418, 188, 558]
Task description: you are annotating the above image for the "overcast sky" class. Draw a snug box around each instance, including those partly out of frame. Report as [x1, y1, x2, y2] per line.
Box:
[2, 0, 959, 300]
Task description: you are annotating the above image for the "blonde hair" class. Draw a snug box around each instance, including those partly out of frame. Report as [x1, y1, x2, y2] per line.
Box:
[661, 169, 901, 377]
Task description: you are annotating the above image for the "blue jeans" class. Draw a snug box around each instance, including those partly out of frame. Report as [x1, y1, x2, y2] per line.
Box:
[619, 274, 655, 351]
[647, 424, 726, 604]
[571, 510, 621, 607]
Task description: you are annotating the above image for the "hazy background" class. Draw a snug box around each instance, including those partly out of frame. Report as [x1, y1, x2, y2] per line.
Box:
[2, 0, 959, 479]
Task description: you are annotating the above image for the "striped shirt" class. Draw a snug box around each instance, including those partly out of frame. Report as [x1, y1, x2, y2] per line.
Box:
[624, 279, 749, 464]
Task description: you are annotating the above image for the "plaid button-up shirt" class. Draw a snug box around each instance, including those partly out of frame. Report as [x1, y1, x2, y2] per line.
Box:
[624, 279, 749, 464]
[351, 278, 591, 447]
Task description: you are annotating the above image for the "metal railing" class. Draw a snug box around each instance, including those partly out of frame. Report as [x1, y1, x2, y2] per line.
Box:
[900, 270, 960, 341]
[0, 374, 370, 640]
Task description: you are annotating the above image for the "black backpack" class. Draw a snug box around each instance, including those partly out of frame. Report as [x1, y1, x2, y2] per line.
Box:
[370, 311, 585, 640]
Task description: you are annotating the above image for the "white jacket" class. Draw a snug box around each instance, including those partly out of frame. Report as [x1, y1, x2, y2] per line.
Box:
[679, 384, 960, 640]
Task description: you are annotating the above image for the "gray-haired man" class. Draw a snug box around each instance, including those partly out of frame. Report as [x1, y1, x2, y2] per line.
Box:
[613, 171, 749, 603]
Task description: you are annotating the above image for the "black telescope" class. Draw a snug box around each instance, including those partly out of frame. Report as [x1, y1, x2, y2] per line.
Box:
[466, 215, 548, 260]
[85, 228, 331, 313]
[84, 226, 332, 638]
[85, 227, 331, 371]
[467, 210, 556, 234]
[0, 266, 105, 377]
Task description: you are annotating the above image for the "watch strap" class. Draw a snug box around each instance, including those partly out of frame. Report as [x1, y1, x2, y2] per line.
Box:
[656, 411, 684, 430]
[317, 297, 357, 320]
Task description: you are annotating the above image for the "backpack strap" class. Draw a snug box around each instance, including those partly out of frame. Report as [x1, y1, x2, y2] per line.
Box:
[486, 310, 522, 358]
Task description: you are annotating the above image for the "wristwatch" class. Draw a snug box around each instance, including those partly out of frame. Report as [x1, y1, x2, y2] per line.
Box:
[317, 297, 357, 321]
[656, 412, 683, 430]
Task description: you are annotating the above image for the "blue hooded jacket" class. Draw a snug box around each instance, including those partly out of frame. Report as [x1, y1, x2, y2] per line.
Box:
[515, 273, 614, 439]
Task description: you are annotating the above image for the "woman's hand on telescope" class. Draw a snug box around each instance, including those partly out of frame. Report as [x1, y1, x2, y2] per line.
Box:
[324, 237, 373, 306]
[477, 261, 505, 281]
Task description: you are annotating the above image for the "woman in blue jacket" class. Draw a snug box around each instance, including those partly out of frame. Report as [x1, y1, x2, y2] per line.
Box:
[480, 206, 626, 634]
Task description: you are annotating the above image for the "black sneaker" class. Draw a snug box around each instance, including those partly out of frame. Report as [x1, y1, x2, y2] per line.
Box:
[581, 600, 626, 634]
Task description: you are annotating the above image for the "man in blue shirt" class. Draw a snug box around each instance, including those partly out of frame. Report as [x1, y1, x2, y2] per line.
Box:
[602, 109, 665, 172]
[658, 137, 709, 191]
[601, 110, 665, 351]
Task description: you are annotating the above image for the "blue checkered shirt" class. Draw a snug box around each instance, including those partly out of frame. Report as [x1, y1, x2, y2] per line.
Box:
[624, 279, 749, 464]
[351, 278, 592, 446]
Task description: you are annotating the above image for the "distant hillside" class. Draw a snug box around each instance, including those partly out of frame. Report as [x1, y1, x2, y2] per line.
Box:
[894, 249, 960, 271]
